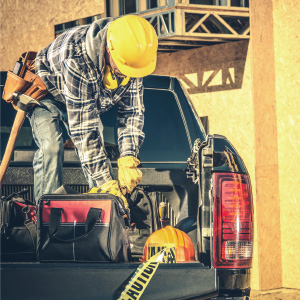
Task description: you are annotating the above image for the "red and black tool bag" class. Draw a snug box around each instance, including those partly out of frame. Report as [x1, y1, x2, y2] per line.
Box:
[37, 193, 130, 262]
[1, 192, 37, 262]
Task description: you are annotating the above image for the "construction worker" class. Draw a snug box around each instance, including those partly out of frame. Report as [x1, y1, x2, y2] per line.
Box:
[27, 15, 158, 209]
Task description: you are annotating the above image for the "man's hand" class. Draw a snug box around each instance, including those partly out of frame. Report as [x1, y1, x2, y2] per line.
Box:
[118, 156, 142, 195]
[89, 180, 129, 210]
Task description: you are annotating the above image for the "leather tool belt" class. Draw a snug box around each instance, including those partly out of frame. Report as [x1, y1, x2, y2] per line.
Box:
[2, 51, 48, 110]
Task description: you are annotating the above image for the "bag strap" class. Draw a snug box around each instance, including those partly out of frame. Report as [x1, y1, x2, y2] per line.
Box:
[137, 189, 155, 232]
[135, 188, 162, 231]
[49, 207, 102, 243]
[21, 203, 37, 248]
[24, 219, 37, 249]
[0, 200, 13, 229]
[0, 199, 37, 249]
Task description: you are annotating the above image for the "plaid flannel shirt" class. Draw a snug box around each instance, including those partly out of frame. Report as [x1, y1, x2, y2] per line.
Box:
[35, 21, 145, 186]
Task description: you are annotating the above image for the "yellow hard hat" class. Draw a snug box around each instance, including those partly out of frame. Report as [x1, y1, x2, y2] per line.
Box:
[107, 15, 158, 78]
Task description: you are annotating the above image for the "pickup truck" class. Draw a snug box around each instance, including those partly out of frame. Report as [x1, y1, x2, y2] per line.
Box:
[1, 73, 253, 300]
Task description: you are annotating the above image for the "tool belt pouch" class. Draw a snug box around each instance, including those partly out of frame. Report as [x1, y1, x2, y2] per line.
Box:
[37, 193, 131, 263]
[2, 51, 48, 108]
[1, 194, 37, 261]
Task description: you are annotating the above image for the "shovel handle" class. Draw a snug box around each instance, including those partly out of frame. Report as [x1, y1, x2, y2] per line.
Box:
[0, 109, 26, 186]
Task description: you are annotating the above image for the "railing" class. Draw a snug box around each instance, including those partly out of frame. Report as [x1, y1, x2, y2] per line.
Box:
[113, 0, 249, 17]
[144, 10, 176, 38]
[138, 0, 250, 51]
[52, 1, 250, 52]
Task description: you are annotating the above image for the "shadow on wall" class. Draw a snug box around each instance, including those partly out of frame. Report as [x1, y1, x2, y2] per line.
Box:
[179, 59, 247, 94]
[155, 40, 249, 95]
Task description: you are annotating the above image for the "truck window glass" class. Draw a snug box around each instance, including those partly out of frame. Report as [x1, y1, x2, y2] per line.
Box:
[101, 88, 191, 162]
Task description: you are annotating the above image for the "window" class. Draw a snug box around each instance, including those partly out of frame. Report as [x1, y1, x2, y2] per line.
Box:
[106, 0, 111, 17]
[119, 0, 137, 15]
[231, 0, 249, 7]
[54, 15, 101, 37]
[148, 0, 158, 9]
[189, 0, 249, 7]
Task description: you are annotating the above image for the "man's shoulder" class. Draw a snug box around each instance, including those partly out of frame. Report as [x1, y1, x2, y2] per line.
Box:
[37, 25, 89, 63]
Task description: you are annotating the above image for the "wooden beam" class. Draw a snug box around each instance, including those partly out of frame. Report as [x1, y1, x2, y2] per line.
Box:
[200, 23, 211, 33]
[242, 26, 250, 35]
[182, 8, 249, 17]
[176, 4, 249, 14]
[186, 32, 249, 39]
[159, 14, 169, 34]
[213, 13, 239, 35]
[188, 13, 210, 33]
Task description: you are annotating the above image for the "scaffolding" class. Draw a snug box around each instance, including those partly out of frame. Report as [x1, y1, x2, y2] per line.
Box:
[110, 0, 250, 51]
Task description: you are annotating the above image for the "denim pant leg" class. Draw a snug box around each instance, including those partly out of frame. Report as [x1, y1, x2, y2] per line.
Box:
[28, 96, 113, 201]
[27, 98, 66, 202]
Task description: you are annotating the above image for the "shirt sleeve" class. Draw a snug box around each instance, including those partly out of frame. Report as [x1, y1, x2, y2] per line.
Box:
[117, 77, 145, 158]
[62, 59, 113, 186]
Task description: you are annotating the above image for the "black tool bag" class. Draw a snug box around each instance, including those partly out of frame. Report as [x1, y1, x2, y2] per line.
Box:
[37, 193, 130, 263]
[128, 188, 163, 259]
[1, 190, 37, 261]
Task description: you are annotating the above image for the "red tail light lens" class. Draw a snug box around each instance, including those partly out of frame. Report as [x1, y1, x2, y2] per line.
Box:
[213, 173, 253, 268]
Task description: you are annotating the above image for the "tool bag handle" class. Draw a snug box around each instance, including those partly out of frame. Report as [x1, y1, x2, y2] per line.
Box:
[49, 207, 102, 243]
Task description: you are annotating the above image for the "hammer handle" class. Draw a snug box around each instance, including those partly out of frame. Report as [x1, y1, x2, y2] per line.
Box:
[19, 52, 30, 78]
[0, 110, 26, 186]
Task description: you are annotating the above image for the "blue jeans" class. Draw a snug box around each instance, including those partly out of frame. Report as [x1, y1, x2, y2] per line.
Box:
[27, 95, 108, 202]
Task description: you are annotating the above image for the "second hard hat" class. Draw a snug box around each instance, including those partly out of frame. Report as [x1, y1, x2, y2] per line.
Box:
[141, 226, 196, 262]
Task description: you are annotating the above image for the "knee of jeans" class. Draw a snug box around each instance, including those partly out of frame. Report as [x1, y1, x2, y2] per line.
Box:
[43, 140, 64, 158]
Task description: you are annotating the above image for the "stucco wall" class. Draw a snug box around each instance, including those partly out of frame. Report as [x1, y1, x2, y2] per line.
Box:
[249, 0, 282, 291]
[250, 0, 300, 291]
[0, 0, 104, 71]
[272, 0, 300, 289]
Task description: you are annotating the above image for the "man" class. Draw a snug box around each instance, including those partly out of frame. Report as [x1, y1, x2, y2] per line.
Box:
[28, 15, 158, 209]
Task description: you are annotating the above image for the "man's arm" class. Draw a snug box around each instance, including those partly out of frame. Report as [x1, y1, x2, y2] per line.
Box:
[117, 78, 145, 158]
[62, 59, 113, 186]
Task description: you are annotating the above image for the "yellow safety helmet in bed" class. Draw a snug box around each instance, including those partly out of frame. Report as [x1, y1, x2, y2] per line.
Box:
[141, 226, 195, 262]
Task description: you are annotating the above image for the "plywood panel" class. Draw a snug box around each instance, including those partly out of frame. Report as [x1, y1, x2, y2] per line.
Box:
[0, 0, 105, 71]
[273, 0, 300, 289]
[249, 0, 282, 290]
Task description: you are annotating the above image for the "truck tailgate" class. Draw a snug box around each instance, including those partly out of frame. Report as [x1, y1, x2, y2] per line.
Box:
[1, 262, 217, 300]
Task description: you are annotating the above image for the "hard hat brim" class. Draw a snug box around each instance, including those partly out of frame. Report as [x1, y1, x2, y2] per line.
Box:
[111, 53, 157, 78]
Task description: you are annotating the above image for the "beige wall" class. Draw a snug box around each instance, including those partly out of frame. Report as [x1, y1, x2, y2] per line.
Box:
[272, 0, 300, 289]
[0, 0, 105, 71]
[250, 0, 300, 291]
[249, 0, 282, 291]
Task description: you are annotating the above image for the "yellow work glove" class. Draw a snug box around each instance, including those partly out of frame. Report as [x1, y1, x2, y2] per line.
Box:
[89, 180, 129, 211]
[118, 156, 142, 195]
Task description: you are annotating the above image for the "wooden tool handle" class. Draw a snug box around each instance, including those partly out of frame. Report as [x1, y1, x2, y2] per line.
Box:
[19, 52, 29, 78]
[0, 109, 27, 186]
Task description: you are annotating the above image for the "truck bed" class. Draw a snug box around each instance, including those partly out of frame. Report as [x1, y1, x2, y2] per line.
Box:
[1, 262, 217, 300]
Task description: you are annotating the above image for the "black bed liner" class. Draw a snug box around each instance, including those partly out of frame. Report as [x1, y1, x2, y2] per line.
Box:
[1, 262, 217, 300]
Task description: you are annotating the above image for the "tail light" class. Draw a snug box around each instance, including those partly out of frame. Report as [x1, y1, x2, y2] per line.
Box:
[213, 172, 253, 268]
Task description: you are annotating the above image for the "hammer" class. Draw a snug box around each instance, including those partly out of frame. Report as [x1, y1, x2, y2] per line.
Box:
[0, 93, 42, 187]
